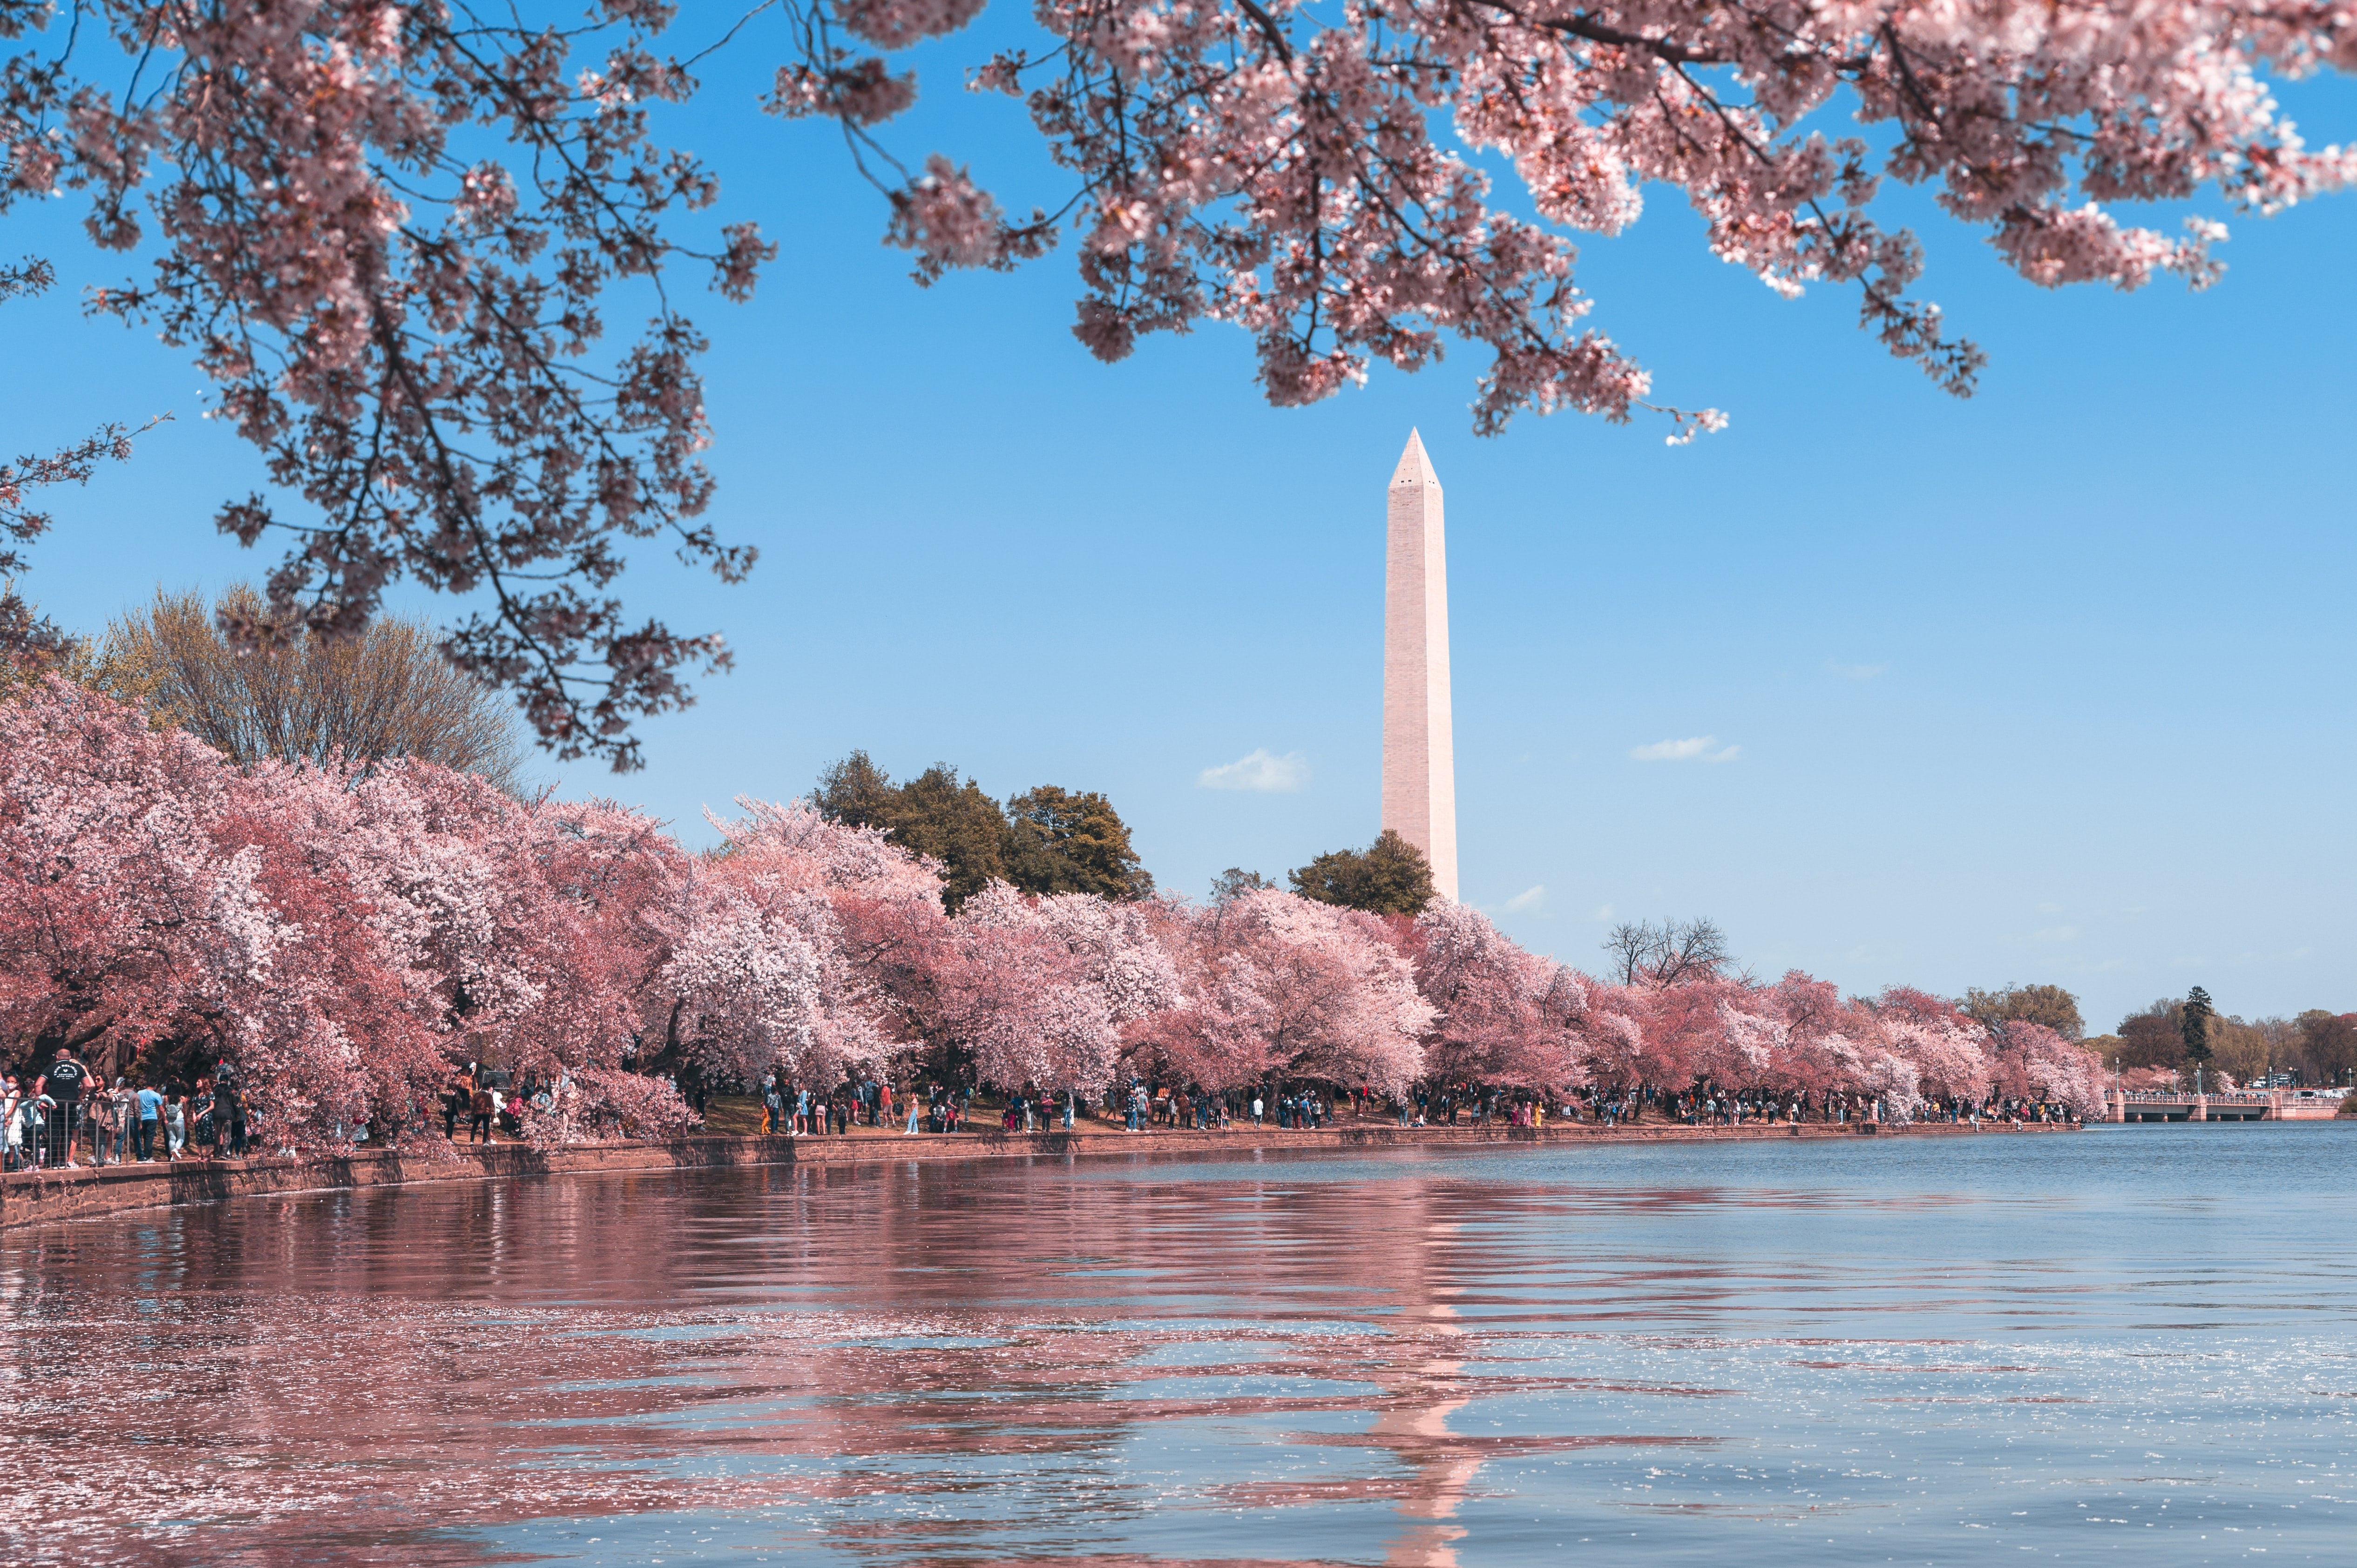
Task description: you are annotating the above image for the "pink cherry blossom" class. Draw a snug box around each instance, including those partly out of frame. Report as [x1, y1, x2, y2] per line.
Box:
[0, 680, 2111, 1136]
[1135, 889, 1431, 1094]
[9, 1, 2348, 764]
[1411, 900, 1588, 1087]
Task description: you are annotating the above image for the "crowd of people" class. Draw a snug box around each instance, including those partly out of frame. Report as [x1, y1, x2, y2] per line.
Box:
[3, 1043, 250, 1170]
[0, 1044, 2081, 1176]
[731, 1074, 2087, 1143]
[5, 683, 2113, 1157]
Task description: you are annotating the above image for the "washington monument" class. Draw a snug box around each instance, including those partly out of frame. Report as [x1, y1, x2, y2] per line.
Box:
[1383, 430, 1459, 903]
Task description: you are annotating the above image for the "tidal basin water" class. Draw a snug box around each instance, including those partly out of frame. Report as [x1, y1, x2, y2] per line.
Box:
[7, 1126, 2353, 1566]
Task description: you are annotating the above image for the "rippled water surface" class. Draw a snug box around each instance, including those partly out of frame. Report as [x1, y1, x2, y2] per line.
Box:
[7, 1124, 2354, 1566]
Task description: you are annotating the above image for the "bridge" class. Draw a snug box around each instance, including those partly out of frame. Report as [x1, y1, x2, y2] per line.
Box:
[2106, 1088, 2348, 1122]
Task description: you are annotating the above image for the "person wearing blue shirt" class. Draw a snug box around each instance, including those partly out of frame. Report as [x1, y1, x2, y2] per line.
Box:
[135, 1083, 165, 1161]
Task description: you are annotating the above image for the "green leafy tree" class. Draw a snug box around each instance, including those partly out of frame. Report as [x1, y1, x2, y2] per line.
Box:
[894, 765, 1012, 910]
[811, 753, 1011, 911]
[1963, 983, 2086, 1041]
[2080, 1033, 2126, 1068]
[1003, 785, 1154, 901]
[811, 750, 898, 829]
[2207, 1014, 2273, 1085]
[2296, 1010, 2357, 1085]
[1288, 829, 1436, 915]
[2115, 1000, 2185, 1071]
[2181, 987, 2216, 1076]
[1209, 867, 1276, 905]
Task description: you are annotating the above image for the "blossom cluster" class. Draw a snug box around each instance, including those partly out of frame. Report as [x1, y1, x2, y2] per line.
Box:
[0, 679, 2105, 1154]
[4, 2, 2347, 764]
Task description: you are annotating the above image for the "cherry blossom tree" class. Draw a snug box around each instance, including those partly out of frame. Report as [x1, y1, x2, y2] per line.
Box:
[1864, 984, 1990, 1105]
[1572, 976, 1700, 1088]
[0, 676, 283, 1082]
[943, 881, 1181, 1091]
[523, 1063, 700, 1146]
[1135, 888, 1430, 1094]
[666, 795, 945, 1084]
[1986, 1017, 2106, 1115]
[648, 803, 908, 1089]
[210, 755, 453, 1142]
[1412, 900, 1587, 1087]
[7, 2, 2347, 766]
[0, 679, 2113, 1144]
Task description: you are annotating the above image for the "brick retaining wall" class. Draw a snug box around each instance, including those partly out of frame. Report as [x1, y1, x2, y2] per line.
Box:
[0, 1115, 2072, 1230]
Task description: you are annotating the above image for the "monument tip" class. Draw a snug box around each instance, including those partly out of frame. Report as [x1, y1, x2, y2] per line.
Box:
[1391, 427, 1439, 487]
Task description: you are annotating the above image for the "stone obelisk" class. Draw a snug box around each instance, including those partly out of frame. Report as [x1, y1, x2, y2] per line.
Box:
[1383, 429, 1458, 903]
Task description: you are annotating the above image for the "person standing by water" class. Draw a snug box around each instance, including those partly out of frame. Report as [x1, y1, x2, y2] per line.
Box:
[107, 1078, 134, 1164]
[216, 1074, 246, 1157]
[83, 1084, 116, 1166]
[191, 1077, 215, 1159]
[37, 1045, 91, 1167]
[135, 1081, 163, 1161]
[164, 1088, 187, 1160]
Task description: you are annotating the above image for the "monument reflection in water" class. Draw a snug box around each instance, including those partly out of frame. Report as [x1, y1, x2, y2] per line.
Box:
[6, 1127, 2352, 1567]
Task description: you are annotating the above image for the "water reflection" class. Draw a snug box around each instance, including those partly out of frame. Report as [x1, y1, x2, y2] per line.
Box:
[4, 1127, 2354, 1566]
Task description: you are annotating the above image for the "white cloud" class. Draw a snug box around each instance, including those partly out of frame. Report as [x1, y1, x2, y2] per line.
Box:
[1502, 885, 1545, 914]
[1631, 736, 1742, 764]
[1827, 660, 1889, 680]
[1196, 748, 1310, 792]
[2033, 925, 2079, 944]
[1591, 903, 1615, 922]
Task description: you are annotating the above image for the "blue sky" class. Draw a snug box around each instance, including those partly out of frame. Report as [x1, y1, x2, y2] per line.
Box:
[7, 23, 2352, 1036]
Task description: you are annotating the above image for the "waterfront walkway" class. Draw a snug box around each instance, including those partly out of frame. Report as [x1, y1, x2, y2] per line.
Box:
[0, 1115, 2075, 1230]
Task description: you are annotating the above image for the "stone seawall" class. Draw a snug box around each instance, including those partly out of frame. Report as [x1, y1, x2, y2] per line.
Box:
[0, 1116, 2074, 1230]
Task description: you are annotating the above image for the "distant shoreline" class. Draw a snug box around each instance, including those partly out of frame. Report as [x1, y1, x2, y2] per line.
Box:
[0, 1116, 2084, 1231]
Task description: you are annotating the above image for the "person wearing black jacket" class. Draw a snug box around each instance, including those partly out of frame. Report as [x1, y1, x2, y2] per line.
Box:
[213, 1075, 244, 1158]
[36, 1046, 91, 1168]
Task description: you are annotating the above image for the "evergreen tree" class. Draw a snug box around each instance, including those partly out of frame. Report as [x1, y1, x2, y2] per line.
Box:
[1208, 867, 1275, 905]
[814, 753, 1157, 907]
[1288, 829, 1436, 915]
[811, 750, 897, 829]
[1003, 784, 1153, 901]
[892, 765, 1011, 910]
[2181, 986, 2216, 1068]
[811, 752, 1011, 911]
